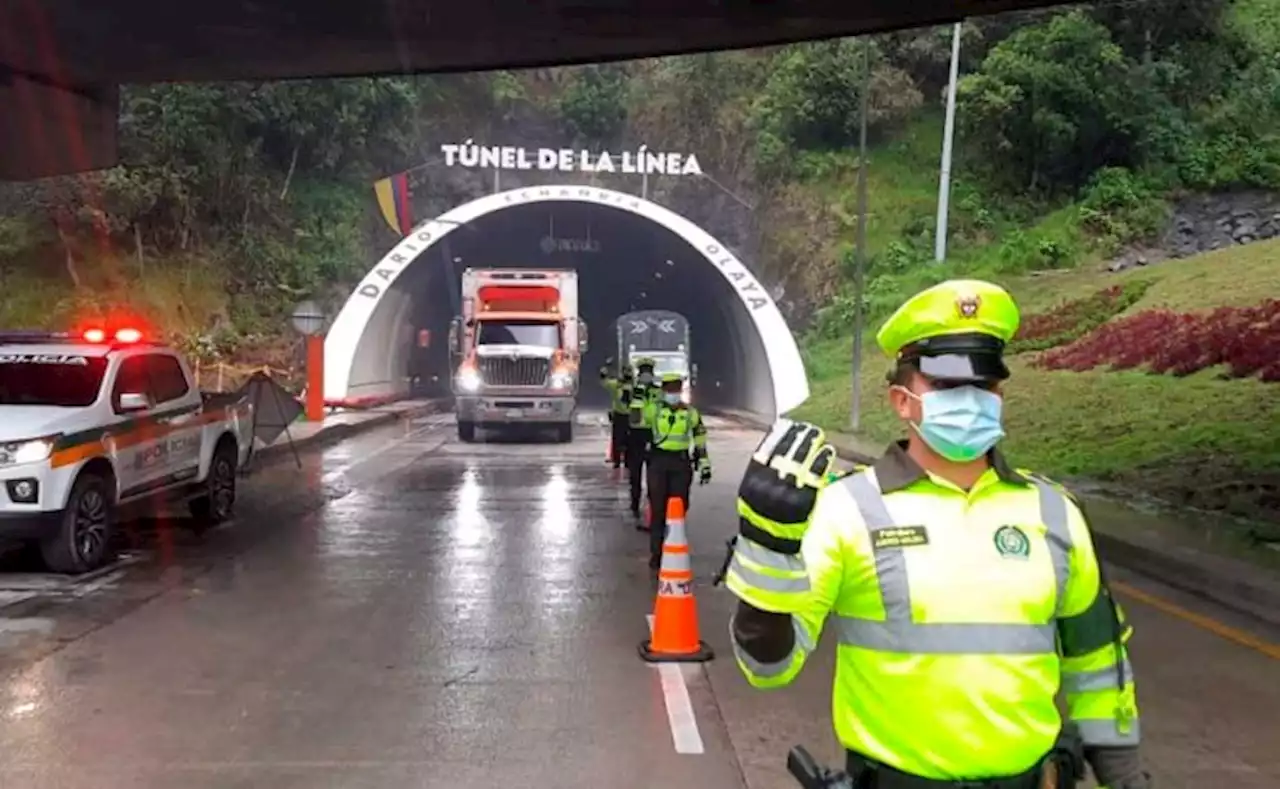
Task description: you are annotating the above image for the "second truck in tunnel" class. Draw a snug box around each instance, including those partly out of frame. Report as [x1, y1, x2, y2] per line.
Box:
[615, 309, 694, 402]
[449, 268, 587, 443]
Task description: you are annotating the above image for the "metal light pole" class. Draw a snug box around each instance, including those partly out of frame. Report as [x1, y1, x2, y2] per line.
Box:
[935, 21, 963, 263]
[850, 36, 871, 432]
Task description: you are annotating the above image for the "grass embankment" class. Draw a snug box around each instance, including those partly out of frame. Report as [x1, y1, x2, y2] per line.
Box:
[0, 259, 300, 390]
[794, 239, 1280, 522]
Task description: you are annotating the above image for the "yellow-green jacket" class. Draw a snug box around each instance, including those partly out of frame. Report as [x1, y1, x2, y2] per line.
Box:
[727, 442, 1139, 783]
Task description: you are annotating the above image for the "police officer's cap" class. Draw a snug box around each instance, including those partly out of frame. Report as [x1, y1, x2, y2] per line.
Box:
[635, 356, 656, 370]
[876, 279, 1020, 382]
[660, 372, 683, 386]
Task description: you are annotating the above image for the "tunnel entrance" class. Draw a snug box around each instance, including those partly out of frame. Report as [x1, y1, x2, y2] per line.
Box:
[323, 186, 808, 418]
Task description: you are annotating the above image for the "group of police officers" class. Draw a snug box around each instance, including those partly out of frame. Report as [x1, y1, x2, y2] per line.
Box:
[598, 277, 1152, 789]
[600, 355, 712, 569]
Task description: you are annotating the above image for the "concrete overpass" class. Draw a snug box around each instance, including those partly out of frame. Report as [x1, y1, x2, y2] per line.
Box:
[324, 185, 806, 419]
[1, 0, 1079, 180]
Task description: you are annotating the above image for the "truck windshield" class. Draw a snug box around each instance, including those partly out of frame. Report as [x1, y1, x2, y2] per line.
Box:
[650, 356, 688, 376]
[0, 356, 109, 407]
[477, 321, 560, 348]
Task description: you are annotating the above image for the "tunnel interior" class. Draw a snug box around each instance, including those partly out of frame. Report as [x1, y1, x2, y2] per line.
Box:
[349, 200, 775, 415]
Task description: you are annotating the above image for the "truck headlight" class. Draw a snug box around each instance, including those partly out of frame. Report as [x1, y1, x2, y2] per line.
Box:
[455, 368, 481, 393]
[0, 436, 57, 467]
[549, 371, 574, 389]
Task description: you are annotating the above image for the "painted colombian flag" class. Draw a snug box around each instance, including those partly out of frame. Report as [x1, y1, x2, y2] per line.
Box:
[373, 172, 414, 236]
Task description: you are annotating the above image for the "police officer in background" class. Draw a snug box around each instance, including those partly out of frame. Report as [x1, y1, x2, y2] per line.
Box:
[646, 372, 711, 568]
[599, 357, 633, 468]
[723, 279, 1150, 789]
[626, 357, 661, 524]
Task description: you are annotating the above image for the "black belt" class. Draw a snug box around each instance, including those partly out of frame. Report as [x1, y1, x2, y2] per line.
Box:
[845, 752, 1045, 789]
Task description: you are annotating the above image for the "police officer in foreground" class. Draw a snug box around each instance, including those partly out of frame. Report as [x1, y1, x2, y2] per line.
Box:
[645, 372, 712, 568]
[723, 279, 1150, 789]
[626, 357, 661, 525]
[599, 357, 633, 468]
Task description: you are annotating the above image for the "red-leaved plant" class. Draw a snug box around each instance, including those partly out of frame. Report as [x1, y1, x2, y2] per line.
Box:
[1035, 300, 1280, 381]
[1010, 281, 1151, 354]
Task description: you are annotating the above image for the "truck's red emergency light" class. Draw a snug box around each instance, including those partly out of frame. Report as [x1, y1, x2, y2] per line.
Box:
[83, 327, 143, 344]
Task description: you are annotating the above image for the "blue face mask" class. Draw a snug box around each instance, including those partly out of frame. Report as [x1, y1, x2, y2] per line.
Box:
[905, 385, 1005, 462]
[662, 392, 681, 405]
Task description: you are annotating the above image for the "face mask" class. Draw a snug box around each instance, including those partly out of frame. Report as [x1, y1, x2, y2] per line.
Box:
[662, 392, 681, 405]
[900, 385, 1005, 462]
[638, 372, 654, 385]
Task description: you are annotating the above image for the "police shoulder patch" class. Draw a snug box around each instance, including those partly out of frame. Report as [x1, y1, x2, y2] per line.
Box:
[993, 525, 1031, 559]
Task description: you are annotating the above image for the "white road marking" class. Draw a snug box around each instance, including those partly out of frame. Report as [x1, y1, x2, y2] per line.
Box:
[646, 613, 705, 755]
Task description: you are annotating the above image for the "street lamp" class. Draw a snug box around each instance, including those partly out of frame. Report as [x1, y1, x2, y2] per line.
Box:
[850, 36, 871, 432]
[935, 21, 963, 263]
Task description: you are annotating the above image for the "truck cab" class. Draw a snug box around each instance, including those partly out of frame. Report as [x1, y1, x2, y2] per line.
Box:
[449, 269, 587, 443]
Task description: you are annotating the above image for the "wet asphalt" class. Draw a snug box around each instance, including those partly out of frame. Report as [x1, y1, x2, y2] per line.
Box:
[0, 409, 1275, 789]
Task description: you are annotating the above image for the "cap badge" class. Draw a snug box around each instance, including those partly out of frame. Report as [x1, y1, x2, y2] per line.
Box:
[956, 294, 981, 319]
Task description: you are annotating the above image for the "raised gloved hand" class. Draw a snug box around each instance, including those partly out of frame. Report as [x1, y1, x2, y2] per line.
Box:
[719, 419, 837, 611]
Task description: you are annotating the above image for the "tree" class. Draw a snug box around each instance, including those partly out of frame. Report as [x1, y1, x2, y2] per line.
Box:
[957, 11, 1141, 195]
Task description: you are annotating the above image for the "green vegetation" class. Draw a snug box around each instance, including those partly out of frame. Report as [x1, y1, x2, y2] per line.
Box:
[0, 0, 1277, 515]
[794, 240, 1280, 522]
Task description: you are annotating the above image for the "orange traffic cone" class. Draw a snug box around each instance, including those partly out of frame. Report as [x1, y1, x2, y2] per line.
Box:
[639, 497, 714, 663]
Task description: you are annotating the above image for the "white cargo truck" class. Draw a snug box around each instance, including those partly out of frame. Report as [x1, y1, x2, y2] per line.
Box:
[448, 269, 588, 443]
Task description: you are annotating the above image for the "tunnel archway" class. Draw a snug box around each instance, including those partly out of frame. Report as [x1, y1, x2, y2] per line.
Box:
[323, 185, 808, 418]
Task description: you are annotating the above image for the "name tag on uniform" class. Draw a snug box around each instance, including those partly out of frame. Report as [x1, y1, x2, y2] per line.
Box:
[871, 526, 929, 550]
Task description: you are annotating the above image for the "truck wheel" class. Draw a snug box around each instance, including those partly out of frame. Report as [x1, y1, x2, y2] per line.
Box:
[41, 472, 116, 575]
[458, 420, 477, 442]
[189, 440, 238, 532]
[555, 422, 574, 443]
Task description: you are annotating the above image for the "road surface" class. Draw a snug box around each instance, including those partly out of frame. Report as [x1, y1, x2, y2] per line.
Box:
[0, 410, 1275, 788]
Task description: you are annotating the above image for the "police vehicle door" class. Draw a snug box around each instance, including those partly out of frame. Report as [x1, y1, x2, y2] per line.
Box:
[144, 352, 201, 486]
[109, 354, 166, 499]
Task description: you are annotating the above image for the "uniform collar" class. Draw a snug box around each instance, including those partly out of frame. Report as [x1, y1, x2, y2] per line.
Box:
[871, 440, 1029, 493]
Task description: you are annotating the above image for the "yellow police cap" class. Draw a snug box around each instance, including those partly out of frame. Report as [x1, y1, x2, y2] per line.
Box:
[875, 279, 1020, 380]
[660, 372, 684, 384]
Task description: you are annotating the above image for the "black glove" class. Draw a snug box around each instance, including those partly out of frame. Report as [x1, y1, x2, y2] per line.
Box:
[698, 465, 712, 485]
[736, 419, 836, 554]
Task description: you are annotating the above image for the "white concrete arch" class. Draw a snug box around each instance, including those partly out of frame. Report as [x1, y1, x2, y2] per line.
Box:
[323, 185, 810, 415]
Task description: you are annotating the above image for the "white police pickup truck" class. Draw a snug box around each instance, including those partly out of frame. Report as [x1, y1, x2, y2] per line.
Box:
[0, 328, 254, 574]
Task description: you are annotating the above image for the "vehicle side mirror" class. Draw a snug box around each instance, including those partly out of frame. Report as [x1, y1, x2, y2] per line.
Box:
[118, 392, 153, 413]
[448, 317, 462, 357]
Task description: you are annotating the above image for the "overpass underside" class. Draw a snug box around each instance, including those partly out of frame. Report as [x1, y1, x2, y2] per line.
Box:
[1, 0, 1083, 179]
[341, 199, 777, 417]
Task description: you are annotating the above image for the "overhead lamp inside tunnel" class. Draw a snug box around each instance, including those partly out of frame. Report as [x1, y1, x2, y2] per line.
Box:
[322, 187, 808, 420]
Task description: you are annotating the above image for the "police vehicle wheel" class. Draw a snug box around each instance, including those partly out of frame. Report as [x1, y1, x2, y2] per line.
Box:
[457, 420, 477, 442]
[41, 473, 116, 575]
[189, 442, 237, 531]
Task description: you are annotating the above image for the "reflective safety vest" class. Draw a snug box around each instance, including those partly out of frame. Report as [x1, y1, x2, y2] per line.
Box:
[613, 384, 632, 414]
[728, 461, 1138, 780]
[652, 405, 695, 451]
[629, 383, 659, 429]
[603, 378, 631, 414]
[651, 404, 709, 465]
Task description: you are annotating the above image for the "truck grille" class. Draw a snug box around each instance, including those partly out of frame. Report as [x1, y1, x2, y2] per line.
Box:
[479, 357, 550, 386]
